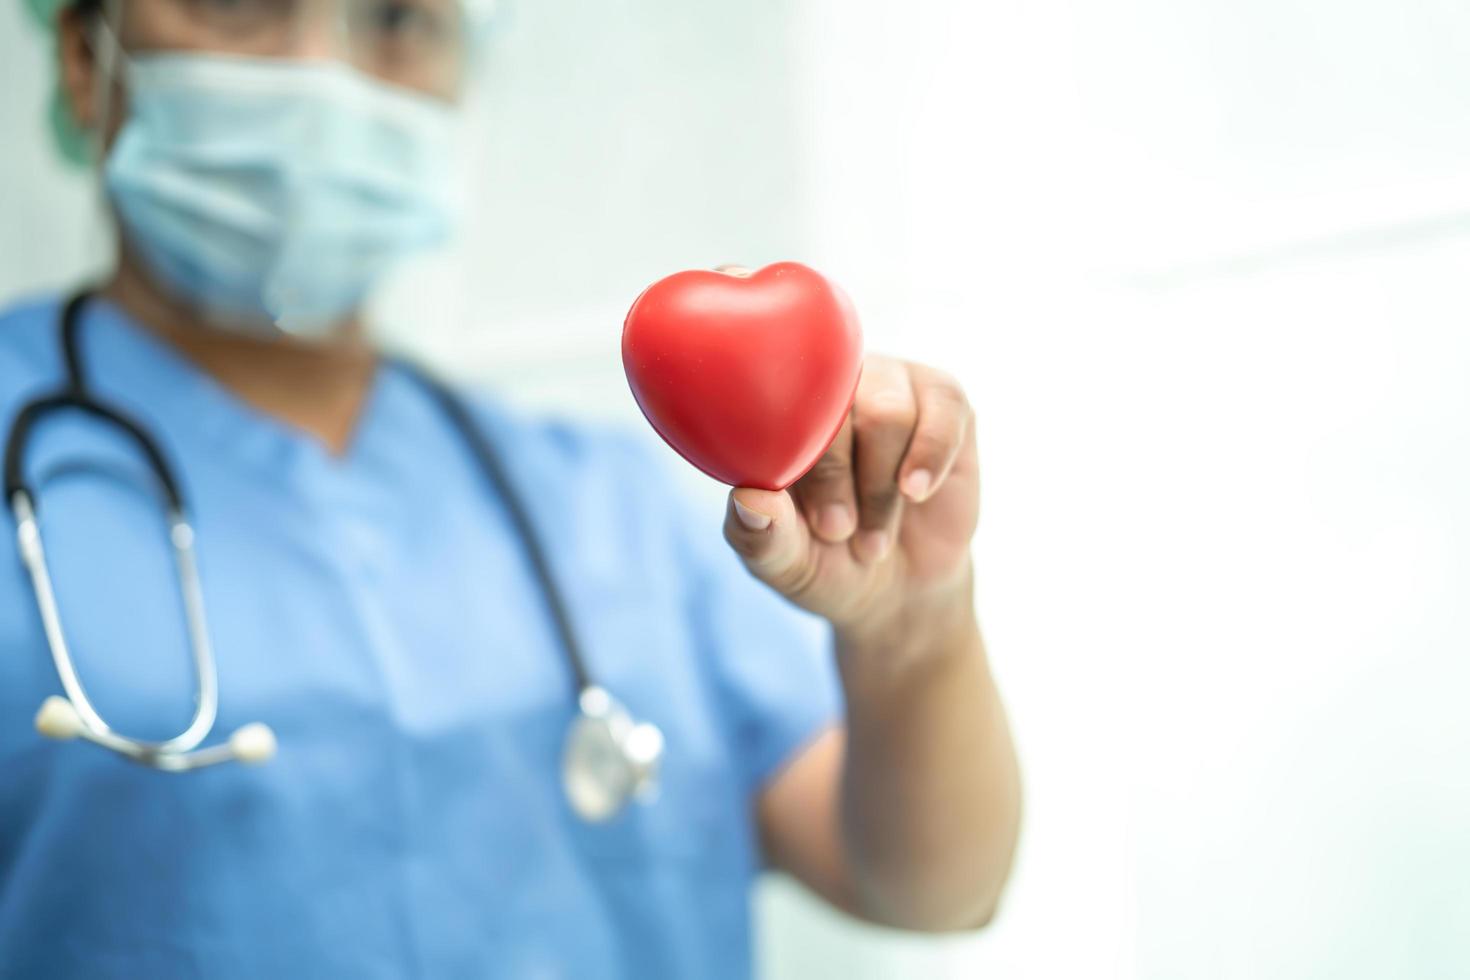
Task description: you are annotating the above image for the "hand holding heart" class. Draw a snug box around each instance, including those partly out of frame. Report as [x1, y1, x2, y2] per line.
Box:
[623, 263, 978, 639]
[723, 350, 978, 639]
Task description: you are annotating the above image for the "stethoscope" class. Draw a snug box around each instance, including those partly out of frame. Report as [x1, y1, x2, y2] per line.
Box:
[3, 291, 663, 823]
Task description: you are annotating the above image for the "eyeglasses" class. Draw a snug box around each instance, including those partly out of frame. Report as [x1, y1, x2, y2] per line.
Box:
[120, 0, 470, 96]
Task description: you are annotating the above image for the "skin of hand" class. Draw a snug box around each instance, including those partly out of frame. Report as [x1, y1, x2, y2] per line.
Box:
[718, 268, 1020, 931]
[723, 350, 979, 642]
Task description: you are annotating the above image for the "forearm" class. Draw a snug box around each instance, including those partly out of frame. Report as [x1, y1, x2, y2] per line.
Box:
[835, 565, 1022, 931]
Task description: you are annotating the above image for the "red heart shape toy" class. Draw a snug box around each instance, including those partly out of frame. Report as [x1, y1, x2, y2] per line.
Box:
[622, 262, 864, 491]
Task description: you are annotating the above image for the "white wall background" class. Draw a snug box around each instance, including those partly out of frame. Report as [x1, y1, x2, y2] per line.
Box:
[768, 3, 1470, 978]
[3, 2, 1469, 978]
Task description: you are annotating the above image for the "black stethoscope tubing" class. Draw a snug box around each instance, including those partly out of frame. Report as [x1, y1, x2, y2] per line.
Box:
[6, 289, 594, 695]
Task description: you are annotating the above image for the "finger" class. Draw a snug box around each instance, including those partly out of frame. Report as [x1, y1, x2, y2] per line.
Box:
[850, 356, 917, 563]
[790, 416, 858, 544]
[723, 487, 814, 597]
[898, 365, 973, 503]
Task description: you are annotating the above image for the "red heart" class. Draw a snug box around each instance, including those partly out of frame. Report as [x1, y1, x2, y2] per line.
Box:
[622, 262, 864, 491]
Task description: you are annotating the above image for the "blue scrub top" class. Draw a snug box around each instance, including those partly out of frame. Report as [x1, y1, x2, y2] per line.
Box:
[0, 295, 841, 979]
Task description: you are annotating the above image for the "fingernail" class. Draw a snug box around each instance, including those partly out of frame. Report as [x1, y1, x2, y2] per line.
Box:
[853, 530, 889, 564]
[818, 503, 855, 541]
[902, 469, 932, 501]
[733, 499, 772, 531]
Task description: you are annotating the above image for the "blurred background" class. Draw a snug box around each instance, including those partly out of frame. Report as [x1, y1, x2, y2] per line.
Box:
[3, 0, 1468, 977]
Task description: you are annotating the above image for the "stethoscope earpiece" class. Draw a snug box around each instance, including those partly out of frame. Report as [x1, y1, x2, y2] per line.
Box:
[35, 695, 85, 741]
[227, 723, 278, 765]
[34, 694, 278, 770]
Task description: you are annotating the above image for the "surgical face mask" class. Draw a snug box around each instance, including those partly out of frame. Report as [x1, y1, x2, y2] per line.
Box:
[101, 49, 459, 337]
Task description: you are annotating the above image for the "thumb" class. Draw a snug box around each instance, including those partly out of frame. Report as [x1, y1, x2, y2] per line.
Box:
[723, 486, 813, 595]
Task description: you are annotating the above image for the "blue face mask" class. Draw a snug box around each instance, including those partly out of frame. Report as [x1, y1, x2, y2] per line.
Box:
[102, 52, 459, 337]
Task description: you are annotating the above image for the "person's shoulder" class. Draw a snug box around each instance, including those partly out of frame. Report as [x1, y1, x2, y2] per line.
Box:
[0, 293, 67, 394]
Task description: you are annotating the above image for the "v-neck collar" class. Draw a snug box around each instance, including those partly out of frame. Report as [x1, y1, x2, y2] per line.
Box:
[73, 296, 400, 493]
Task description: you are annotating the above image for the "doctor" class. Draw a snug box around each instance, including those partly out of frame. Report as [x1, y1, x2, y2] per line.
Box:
[0, 0, 1021, 976]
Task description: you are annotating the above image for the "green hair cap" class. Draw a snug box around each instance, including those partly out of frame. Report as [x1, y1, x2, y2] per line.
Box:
[23, 0, 94, 166]
[22, 0, 66, 28]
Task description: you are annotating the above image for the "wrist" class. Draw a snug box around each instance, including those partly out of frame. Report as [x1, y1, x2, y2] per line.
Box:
[834, 562, 980, 681]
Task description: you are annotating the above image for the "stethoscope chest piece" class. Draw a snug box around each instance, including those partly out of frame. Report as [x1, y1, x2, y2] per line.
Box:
[562, 686, 664, 823]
